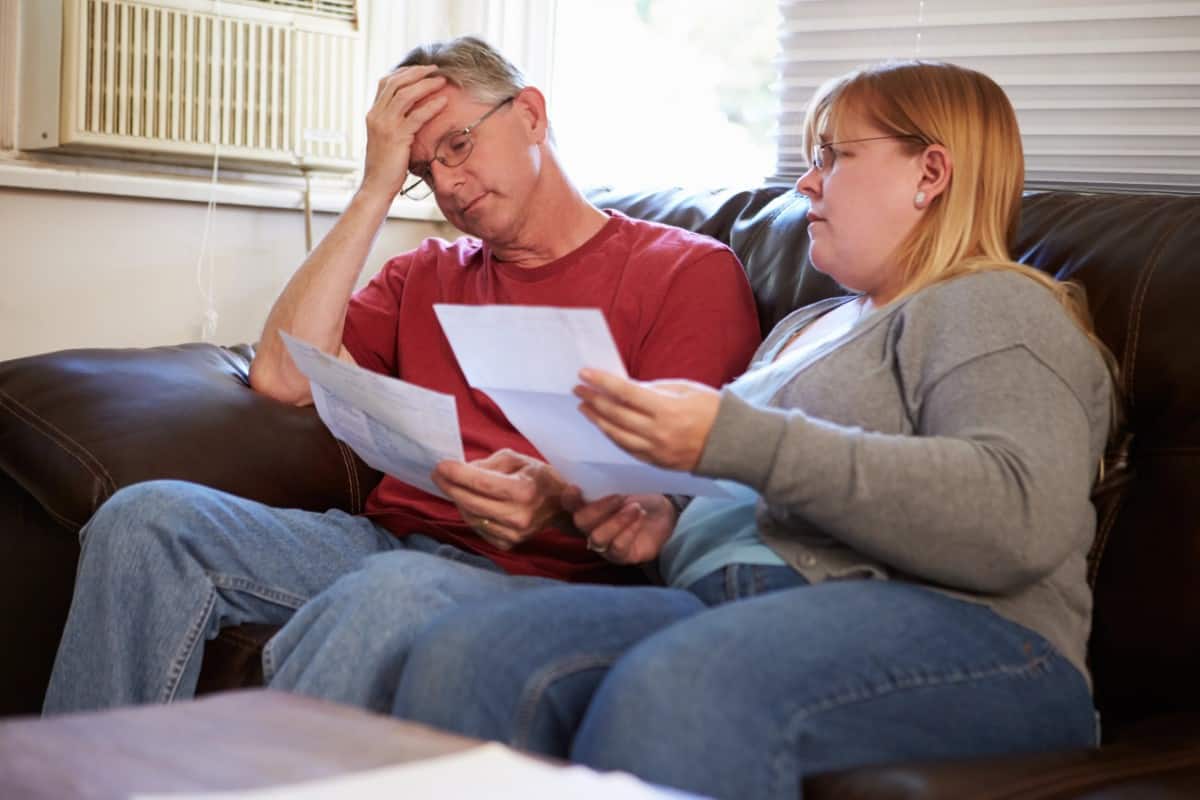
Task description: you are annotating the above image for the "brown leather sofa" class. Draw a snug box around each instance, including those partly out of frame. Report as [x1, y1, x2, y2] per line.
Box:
[2, 186, 1198, 797]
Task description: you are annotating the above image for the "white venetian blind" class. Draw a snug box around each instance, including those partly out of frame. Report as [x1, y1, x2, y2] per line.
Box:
[775, 0, 1200, 193]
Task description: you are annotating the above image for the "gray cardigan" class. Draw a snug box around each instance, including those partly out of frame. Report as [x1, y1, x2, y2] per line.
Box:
[694, 270, 1113, 683]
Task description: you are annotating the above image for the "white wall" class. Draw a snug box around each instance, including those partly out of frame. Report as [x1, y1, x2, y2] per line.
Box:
[0, 0, 562, 361]
[0, 187, 453, 360]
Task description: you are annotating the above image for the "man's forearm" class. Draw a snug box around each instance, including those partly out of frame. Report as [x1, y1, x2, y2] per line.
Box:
[249, 187, 395, 404]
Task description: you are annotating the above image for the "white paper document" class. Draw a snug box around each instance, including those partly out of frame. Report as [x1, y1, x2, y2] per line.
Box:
[130, 742, 703, 799]
[434, 304, 730, 500]
[280, 333, 463, 499]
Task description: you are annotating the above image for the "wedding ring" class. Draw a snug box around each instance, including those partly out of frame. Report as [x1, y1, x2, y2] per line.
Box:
[587, 540, 609, 554]
[478, 518, 491, 530]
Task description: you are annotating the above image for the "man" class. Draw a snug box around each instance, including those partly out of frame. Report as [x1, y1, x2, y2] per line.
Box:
[43, 36, 759, 714]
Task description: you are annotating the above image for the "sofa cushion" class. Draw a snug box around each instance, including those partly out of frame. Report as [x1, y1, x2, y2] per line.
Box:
[0, 343, 380, 531]
[1012, 192, 1200, 731]
[0, 470, 78, 715]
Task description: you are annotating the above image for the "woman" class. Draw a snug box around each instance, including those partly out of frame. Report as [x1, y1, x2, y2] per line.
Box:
[390, 60, 1116, 799]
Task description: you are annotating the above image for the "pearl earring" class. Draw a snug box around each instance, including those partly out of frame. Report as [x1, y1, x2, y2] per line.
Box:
[914, 191, 927, 208]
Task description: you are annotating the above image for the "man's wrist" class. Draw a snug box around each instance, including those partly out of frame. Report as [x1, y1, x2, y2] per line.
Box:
[354, 179, 402, 209]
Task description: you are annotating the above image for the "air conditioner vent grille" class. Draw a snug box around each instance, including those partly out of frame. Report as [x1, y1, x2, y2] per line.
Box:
[61, 0, 361, 170]
[228, 0, 356, 25]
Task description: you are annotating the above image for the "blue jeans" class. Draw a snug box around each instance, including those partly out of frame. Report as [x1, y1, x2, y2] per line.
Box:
[393, 564, 805, 754]
[262, 536, 554, 711]
[43, 479, 551, 714]
[394, 572, 1098, 800]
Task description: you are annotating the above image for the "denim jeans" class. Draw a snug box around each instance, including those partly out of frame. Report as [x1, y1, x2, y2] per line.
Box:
[393, 564, 806, 755]
[42, 479, 550, 714]
[262, 535, 554, 712]
[395, 571, 1097, 800]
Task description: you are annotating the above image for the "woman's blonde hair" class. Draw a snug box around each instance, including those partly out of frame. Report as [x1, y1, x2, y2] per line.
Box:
[803, 61, 1109, 361]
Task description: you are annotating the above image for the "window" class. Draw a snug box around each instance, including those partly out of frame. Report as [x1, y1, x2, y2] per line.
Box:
[775, 0, 1200, 193]
[549, 0, 779, 189]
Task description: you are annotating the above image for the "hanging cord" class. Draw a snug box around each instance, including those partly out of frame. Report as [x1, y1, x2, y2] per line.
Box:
[303, 167, 314, 252]
[195, 0, 225, 342]
[196, 144, 221, 342]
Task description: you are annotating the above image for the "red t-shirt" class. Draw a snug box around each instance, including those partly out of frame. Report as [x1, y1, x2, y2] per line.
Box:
[342, 211, 760, 583]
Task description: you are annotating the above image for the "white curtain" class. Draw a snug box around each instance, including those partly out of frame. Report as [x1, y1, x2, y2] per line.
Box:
[365, 0, 557, 90]
[774, 0, 1200, 192]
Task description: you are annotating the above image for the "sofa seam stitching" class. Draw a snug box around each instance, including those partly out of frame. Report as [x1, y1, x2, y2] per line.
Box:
[1087, 491, 1125, 587]
[338, 439, 361, 511]
[736, 190, 803, 262]
[1121, 208, 1196, 404]
[0, 388, 117, 497]
[350, 441, 361, 509]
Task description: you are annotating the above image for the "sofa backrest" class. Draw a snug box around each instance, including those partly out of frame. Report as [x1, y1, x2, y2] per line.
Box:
[590, 185, 1200, 733]
[0, 343, 379, 530]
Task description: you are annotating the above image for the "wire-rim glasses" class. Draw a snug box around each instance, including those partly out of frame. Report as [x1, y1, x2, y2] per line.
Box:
[810, 134, 928, 172]
[400, 96, 517, 200]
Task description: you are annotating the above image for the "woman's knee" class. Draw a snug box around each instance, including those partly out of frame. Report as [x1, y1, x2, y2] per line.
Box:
[397, 609, 613, 755]
[577, 632, 702, 734]
[396, 613, 508, 710]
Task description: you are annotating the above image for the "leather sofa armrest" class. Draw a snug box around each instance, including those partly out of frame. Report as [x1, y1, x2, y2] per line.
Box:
[0, 343, 380, 529]
[804, 731, 1200, 799]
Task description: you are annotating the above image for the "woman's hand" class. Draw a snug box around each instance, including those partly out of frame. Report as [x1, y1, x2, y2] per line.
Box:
[432, 449, 569, 551]
[561, 488, 679, 565]
[574, 369, 721, 472]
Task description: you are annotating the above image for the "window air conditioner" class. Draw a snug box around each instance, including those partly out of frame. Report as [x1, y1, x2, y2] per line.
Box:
[18, 0, 364, 172]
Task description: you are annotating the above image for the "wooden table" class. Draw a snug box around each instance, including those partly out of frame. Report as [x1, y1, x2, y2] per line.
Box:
[0, 689, 480, 798]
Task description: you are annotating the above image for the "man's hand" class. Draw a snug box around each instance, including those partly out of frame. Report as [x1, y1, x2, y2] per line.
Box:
[574, 369, 721, 472]
[562, 489, 678, 565]
[361, 64, 449, 199]
[432, 449, 570, 551]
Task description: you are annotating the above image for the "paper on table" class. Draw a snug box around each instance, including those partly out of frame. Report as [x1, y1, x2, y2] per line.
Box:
[434, 304, 730, 500]
[280, 332, 463, 499]
[130, 742, 704, 800]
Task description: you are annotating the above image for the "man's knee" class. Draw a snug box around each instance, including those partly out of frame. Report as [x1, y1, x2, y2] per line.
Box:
[82, 479, 223, 556]
[354, 550, 502, 606]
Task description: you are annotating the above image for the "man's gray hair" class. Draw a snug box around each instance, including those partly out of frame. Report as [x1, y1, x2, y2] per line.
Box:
[394, 36, 527, 104]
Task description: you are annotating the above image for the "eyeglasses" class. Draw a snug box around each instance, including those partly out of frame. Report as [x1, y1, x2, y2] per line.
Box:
[809, 134, 928, 172]
[400, 96, 516, 200]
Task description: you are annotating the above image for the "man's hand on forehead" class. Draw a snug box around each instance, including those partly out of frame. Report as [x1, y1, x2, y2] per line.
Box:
[361, 64, 450, 198]
[375, 63, 439, 100]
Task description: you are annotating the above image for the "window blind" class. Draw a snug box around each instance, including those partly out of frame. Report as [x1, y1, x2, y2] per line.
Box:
[774, 0, 1200, 193]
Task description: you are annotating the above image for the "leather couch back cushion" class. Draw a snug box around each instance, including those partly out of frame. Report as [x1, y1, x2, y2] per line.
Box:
[1012, 192, 1200, 725]
[0, 343, 380, 529]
